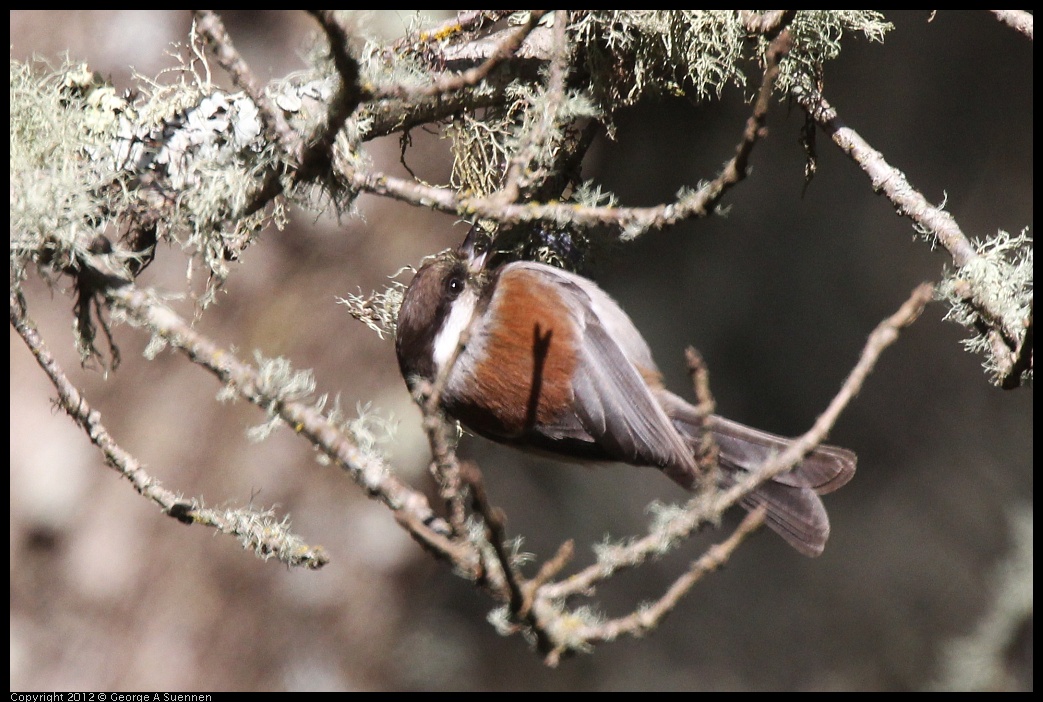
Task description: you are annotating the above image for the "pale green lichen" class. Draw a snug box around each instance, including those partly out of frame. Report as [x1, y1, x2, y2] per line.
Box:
[938, 229, 1033, 383]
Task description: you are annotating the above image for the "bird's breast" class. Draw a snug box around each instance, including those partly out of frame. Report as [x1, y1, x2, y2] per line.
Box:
[448, 269, 579, 439]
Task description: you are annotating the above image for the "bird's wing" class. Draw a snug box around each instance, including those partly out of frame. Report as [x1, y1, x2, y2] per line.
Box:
[522, 264, 695, 473]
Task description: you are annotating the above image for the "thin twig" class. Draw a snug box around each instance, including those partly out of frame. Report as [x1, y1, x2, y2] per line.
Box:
[526, 540, 575, 597]
[299, 11, 370, 181]
[418, 387, 471, 538]
[461, 462, 526, 609]
[338, 153, 713, 234]
[499, 10, 570, 203]
[710, 20, 796, 202]
[545, 506, 767, 664]
[459, 461, 561, 656]
[684, 346, 716, 421]
[414, 321, 476, 537]
[684, 347, 720, 486]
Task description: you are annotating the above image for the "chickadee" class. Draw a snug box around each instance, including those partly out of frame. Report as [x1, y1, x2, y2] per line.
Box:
[395, 239, 856, 557]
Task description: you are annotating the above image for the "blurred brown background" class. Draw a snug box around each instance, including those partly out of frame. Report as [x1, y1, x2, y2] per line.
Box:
[10, 11, 1032, 691]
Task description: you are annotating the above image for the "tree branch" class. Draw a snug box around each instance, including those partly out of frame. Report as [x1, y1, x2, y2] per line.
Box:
[98, 278, 467, 567]
[10, 286, 329, 569]
[792, 84, 1029, 386]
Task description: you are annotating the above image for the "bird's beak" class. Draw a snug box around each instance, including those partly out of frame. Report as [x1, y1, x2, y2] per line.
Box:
[459, 225, 490, 274]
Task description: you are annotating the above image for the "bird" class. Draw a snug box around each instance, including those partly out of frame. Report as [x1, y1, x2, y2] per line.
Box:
[394, 234, 856, 556]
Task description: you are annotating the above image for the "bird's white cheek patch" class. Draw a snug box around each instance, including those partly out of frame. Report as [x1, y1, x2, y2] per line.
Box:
[432, 290, 478, 374]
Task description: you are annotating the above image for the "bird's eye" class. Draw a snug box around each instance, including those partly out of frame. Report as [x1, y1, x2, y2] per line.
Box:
[446, 274, 465, 299]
